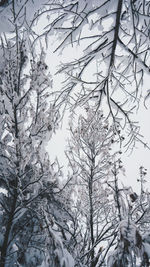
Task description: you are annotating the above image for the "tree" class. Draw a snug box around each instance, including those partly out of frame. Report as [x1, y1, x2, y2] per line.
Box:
[66, 106, 150, 266]
[0, 2, 74, 266]
[66, 105, 125, 266]
[107, 166, 150, 267]
[0, 38, 52, 267]
[35, 0, 150, 147]
[1, 1, 150, 267]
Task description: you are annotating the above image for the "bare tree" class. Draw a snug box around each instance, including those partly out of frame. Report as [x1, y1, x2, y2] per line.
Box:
[1, 2, 150, 266]
[65, 106, 150, 266]
[107, 166, 150, 267]
[0, 2, 75, 266]
[33, 0, 150, 147]
[65, 105, 125, 266]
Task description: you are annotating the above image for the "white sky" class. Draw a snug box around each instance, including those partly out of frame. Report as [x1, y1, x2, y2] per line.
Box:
[47, 105, 150, 194]
[0, 2, 150, 195]
[46, 40, 150, 193]
[44, 30, 150, 194]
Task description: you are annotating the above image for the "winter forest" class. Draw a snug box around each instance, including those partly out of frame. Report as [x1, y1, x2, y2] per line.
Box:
[1, 0, 150, 266]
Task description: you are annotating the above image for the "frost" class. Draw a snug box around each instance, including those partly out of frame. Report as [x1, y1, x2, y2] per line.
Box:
[143, 243, 150, 258]
[43, 211, 75, 267]
[0, 0, 46, 33]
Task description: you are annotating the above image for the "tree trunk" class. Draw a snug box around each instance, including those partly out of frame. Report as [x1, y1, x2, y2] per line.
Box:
[89, 156, 95, 267]
[0, 185, 18, 267]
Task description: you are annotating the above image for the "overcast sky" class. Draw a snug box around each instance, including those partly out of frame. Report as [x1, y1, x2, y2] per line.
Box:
[1, 1, 150, 194]
[45, 37, 150, 193]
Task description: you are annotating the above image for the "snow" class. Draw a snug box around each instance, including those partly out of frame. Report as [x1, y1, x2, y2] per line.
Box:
[43, 211, 75, 266]
[143, 242, 150, 258]
[0, 1, 150, 266]
[0, 0, 46, 33]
